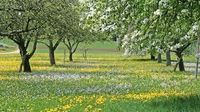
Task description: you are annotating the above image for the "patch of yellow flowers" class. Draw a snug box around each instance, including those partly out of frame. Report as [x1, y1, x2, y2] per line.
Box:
[43, 91, 188, 112]
[96, 96, 106, 105]
[112, 91, 187, 102]
[84, 105, 102, 112]
[0, 76, 18, 80]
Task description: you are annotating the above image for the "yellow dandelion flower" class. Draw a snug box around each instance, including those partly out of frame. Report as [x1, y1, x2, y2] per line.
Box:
[63, 104, 72, 110]
[84, 105, 93, 112]
[75, 96, 84, 103]
[96, 96, 106, 105]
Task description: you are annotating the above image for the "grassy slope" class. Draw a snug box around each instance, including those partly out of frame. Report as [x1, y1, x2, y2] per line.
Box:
[0, 39, 17, 52]
[0, 41, 200, 111]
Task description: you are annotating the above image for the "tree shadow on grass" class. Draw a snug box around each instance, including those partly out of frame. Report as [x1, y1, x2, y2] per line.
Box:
[149, 95, 200, 112]
[105, 95, 200, 112]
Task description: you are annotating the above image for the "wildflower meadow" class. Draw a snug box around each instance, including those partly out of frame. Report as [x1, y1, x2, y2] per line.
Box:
[1, 0, 200, 111]
[0, 41, 200, 112]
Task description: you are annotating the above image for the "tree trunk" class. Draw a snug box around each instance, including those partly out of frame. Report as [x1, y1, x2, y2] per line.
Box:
[150, 53, 156, 60]
[20, 55, 31, 72]
[49, 48, 56, 65]
[174, 52, 185, 71]
[83, 48, 88, 60]
[157, 53, 162, 63]
[117, 37, 122, 51]
[178, 56, 185, 71]
[18, 45, 32, 72]
[166, 50, 171, 66]
[69, 52, 73, 62]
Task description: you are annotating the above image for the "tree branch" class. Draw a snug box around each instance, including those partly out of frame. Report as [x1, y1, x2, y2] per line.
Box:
[0, 27, 39, 36]
[25, 38, 31, 50]
[38, 40, 50, 47]
[29, 36, 38, 58]
[25, 18, 32, 31]
[8, 36, 20, 45]
[72, 42, 80, 53]
[53, 37, 63, 50]
[180, 43, 191, 53]
[63, 40, 71, 51]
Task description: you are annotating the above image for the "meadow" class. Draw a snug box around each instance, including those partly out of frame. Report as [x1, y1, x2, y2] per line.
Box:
[0, 41, 200, 112]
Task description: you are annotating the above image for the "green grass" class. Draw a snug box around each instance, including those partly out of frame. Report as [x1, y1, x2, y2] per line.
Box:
[0, 40, 200, 112]
[1, 49, 200, 112]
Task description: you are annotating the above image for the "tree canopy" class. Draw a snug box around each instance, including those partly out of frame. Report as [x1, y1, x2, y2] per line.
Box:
[84, 0, 200, 71]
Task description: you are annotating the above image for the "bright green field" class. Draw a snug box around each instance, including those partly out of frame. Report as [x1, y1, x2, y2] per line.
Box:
[0, 41, 200, 112]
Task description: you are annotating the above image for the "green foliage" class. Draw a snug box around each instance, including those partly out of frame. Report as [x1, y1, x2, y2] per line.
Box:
[85, 0, 200, 54]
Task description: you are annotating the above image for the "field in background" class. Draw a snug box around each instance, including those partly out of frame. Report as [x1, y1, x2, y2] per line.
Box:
[0, 39, 197, 61]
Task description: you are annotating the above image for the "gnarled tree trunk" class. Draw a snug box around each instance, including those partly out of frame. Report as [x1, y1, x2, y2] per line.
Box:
[174, 52, 185, 71]
[23, 55, 31, 72]
[17, 35, 38, 73]
[173, 43, 191, 71]
[19, 48, 33, 73]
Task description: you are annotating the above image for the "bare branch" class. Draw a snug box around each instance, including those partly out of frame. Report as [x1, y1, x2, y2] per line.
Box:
[25, 38, 31, 50]
[0, 27, 39, 36]
[53, 37, 63, 50]
[63, 40, 71, 50]
[7, 36, 20, 44]
[72, 42, 80, 53]
[29, 36, 38, 58]
[25, 18, 32, 31]
[38, 41, 50, 47]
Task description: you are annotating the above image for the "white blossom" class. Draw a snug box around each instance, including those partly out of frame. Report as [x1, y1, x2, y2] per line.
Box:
[183, 35, 190, 40]
[192, 23, 199, 31]
[174, 43, 182, 49]
[181, 9, 189, 13]
[106, 7, 112, 12]
[124, 48, 131, 56]
[18, 12, 22, 16]
[100, 14, 108, 20]
[159, 0, 169, 8]
[142, 18, 149, 24]
[154, 9, 162, 16]
[102, 23, 116, 31]
[122, 30, 142, 56]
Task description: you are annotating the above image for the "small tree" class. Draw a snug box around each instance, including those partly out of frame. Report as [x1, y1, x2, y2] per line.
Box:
[39, 37, 63, 65]
[52, 0, 93, 62]
[63, 28, 91, 62]
[38, 1, 71, 65]
[0, 0, 46, 72]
